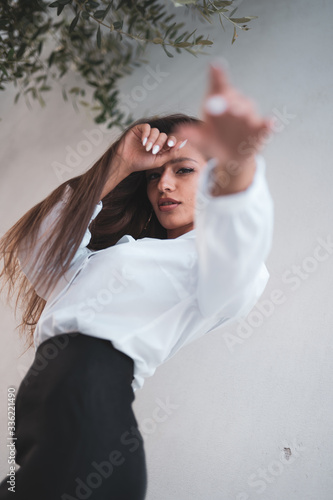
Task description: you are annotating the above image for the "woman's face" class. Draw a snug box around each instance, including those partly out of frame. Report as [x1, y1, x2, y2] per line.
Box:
[145, 142, 208, 239]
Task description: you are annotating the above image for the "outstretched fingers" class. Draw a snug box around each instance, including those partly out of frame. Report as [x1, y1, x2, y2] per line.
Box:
[208, 62, 230, 96]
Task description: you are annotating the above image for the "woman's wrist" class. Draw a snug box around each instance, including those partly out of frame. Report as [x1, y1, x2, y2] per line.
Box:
[209, 155, 257, 197]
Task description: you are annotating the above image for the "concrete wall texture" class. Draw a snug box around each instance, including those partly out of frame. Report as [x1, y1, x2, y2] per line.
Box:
[0, 0, 332, 498]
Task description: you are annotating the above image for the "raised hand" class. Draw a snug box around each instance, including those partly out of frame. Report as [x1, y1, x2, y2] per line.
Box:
[172, 62, 274, 166]
[114, 123, 188, 177]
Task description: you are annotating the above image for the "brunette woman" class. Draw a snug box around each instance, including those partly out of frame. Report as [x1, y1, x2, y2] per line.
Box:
[0, 63, 274, 499]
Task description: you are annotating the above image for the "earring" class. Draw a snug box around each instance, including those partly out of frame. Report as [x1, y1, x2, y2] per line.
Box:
[143, 210, 153, 231]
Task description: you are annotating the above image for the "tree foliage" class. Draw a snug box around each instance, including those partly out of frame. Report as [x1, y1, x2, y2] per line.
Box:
[0, 0, 257, 130]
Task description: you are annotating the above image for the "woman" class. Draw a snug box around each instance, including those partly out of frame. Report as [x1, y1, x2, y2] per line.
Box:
[0, 63, 274, 499]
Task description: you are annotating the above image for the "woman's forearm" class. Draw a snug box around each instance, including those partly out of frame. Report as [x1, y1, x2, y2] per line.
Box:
[209, 154, 257, 197]
[100, 155, 129, 201]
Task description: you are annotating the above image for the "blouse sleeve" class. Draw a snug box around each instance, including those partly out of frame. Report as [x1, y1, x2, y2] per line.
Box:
[17, 185, 103, 299]
[194, 153, 274, 319]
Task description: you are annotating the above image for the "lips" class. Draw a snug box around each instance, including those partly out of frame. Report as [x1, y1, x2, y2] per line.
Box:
[158, 197, 181, 213]
[158, 197, 181, 207]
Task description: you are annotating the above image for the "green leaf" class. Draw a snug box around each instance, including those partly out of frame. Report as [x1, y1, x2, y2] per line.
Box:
[152, 37, 164, 44]
[69, 86, 81, 94]
[0, 18, 9, 29]
[174, 41, 192, 48]
[231, 25, 238, 44]
[94, 10, 106, 20]
[184, 28, 197, 42]
[196, 39, 213, 45]
[104, 2, 113, 18]
[49, 1, 60, 7]
[96, 25, 102, 48]
[48, 51, 55, 67]
[69, 13, 80, 33]
[38, 94, 46, 107]
[171, 0, 197, 4]
[218, 14, 225, 31]
[162, 45, 174, 57]
[82, 10, 90, 20]
[175, 33, 186, 43]
[113, 21, 123, 29]
[229, 6, 238, 17]
[0, 64, 8, 77]
[57, 4, 65, 15]
[229, 16, 258, 23]
[164, 22, 177, 39]
[37, 41, 43, 55]
[87, 0, 99, 7]
[116, 0, 128, 10]
[95, 112, 107, 123]
[7, 48, 15, 60]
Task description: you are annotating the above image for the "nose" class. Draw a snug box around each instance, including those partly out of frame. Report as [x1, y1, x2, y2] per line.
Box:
[157, 170, 175, 193]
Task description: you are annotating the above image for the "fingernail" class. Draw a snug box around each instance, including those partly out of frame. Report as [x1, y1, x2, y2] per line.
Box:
[205, 95, 228, 115]
[142, 137, 147, 146]
[167, 140, 175, 147]
[152, 145, 160, 155]
[178, 139, 188, 149]
[146, 142, 153, 152]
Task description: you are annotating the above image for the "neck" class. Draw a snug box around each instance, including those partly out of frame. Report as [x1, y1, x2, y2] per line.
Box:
[167, 222, 194, 239]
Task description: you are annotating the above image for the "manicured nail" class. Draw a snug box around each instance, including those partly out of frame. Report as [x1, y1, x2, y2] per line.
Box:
[152, 145, 160, 155]
[178, 139, 188, 149]
[167, 139, 175, 147]
[205, 95, 228, 115]
[146, 142, 153, 152]
[142, 137, 147, 146]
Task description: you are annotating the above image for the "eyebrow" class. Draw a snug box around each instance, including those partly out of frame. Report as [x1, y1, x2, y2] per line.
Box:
[145, 157, 199, 175]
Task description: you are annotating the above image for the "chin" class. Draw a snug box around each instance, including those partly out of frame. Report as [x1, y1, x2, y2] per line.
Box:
[159, 219, 190, 232]
[158, 221, 180, 230]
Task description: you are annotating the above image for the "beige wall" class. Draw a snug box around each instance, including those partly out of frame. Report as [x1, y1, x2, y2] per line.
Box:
[1, 0, 332, 497]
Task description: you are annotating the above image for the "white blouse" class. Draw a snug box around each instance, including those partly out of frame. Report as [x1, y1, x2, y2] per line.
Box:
[18, 154, 274, 392]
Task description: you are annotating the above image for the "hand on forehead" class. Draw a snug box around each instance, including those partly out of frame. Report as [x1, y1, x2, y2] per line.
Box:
[145, 140, 206, 172]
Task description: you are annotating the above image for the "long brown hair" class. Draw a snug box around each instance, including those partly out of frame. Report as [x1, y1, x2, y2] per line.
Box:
[0, 113, 202, 350]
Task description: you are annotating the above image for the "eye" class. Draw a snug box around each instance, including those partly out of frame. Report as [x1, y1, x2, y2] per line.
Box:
[146, 172, 159, 181]
[146, 167, 194, 182]
[177, 168, 194, 174]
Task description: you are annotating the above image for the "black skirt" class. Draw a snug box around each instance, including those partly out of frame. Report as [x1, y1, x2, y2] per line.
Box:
[0, 332, 148, 500]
